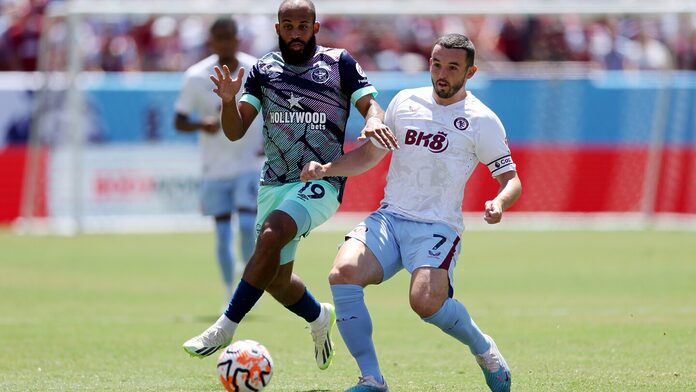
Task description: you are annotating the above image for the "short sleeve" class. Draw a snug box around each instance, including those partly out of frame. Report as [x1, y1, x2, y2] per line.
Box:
[475, 114, 516, 177]
[239, 61, 263, 112]
[369, 90, 403, 150]
[384, 90, 404, 132]
[339, 50, 377, 106]
[174, 74, 197, 115]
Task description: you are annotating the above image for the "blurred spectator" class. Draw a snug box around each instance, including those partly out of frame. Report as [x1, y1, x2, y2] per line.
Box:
[1, 0, 694, 72]
[673, 15, 695, 70]
[625, 24, 674, 70]
[99, 24, 140, 71]
[590, 18, 631, 70]
[496, 17, 532, 62]
[4, 0, 48, 71]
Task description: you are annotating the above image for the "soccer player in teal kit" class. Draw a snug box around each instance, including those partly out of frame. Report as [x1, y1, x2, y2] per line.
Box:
[183, 0, 398, 371]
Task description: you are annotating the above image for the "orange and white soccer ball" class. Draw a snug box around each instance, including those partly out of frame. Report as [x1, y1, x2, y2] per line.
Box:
[217, 340, 274, 392]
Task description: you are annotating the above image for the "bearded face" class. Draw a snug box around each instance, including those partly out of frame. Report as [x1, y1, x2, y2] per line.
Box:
[429, 44, 475, 102]
[278, 33, 317, 65]
[432, 73, 466, 99]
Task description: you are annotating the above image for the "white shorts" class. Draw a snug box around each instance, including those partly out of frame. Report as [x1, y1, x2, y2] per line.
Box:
[200, 171, 260, 217]
[346, 208, 461, 296]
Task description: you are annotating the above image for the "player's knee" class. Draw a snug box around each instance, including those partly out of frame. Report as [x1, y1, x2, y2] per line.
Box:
[255, 226, 289, 253]
[410, 292, 445, 318]
[328, 262, 362, 286]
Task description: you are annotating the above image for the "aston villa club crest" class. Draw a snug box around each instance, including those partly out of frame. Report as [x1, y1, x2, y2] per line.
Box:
[454, 117, 469, 130]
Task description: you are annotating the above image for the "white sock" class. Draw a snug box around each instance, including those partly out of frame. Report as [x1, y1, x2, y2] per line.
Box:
[214, 314, 238, 337]
[308, 304, 327, 330]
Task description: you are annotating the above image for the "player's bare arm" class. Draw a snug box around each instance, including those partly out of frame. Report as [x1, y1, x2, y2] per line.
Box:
[354, 95, 399, 150]
[484, 170, 522, 224]
[174, 113, 219, 134]
[210, 65, 258, 141]
[300, 141, 388, 182]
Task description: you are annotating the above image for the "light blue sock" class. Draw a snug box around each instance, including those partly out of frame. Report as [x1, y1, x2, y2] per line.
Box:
[214, 219, 234, 287]
[238, 212, 256, 264]
[422, 298, 490, 355]
[331, 284, 383, 382]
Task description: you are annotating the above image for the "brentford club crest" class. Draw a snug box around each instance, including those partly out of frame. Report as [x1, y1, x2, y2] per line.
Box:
[454, 117, 469, 130]
[311, 61, 330, 84]
[311, 67, 329, 83]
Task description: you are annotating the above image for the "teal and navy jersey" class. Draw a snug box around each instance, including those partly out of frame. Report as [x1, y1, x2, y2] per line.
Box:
[239, 45, 377, 200]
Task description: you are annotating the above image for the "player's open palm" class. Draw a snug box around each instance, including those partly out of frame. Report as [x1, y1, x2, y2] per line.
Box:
[210, 65, 244, 104]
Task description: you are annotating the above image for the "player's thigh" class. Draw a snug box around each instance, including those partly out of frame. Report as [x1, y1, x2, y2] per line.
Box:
[256, 181, 338, 265]
[254, 186, 300, 262]
[255, 183, 295, 238]
[200, 178, 234, 216]
[330, 238, 384, 286]
[338, 210, 402, 285]
[399, 219, 460, 297]
[409, 267, 450, 316]
[276, 180, 339, 237]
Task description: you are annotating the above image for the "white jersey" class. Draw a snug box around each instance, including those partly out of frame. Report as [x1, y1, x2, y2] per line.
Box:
[380, 87, 516, 232]
[175, 53, 263, 180]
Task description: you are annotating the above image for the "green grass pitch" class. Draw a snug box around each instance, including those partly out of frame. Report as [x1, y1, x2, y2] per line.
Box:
[0, 229, 694, 391]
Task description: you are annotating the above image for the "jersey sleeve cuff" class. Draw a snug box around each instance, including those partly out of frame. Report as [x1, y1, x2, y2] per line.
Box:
[350, 86, 378, 106]
[240, 94, 262, 112]
[487, 155, 516, 176]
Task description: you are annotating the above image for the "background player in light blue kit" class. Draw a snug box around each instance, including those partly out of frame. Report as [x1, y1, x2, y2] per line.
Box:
[301, 33, 522, 392]
[183, 0, 399, 370]
[175, 18, 263, 304]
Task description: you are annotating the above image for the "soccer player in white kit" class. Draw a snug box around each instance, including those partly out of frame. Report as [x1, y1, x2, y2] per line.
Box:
[175, 18, 263, 302]
[301, 33, 522, 392]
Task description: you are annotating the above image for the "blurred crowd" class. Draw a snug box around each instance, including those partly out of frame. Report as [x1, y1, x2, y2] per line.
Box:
[1, 0, 695, 72]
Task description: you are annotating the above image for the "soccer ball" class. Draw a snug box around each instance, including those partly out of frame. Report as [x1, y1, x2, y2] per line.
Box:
[216, 340, 274, 392]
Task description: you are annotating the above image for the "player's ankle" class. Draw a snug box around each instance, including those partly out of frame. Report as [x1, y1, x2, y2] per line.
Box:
[214, 314, 238, 337]
[309, 303, 327, 330]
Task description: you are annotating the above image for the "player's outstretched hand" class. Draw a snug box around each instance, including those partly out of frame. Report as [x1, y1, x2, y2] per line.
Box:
[300, 161, 327, 182]
[484, 199, 503, 224]
[210, 65, 244, 104]
[358, 117, 399, 150]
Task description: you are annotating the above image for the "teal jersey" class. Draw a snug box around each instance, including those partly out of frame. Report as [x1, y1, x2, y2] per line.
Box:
[240, 45, 377, 200]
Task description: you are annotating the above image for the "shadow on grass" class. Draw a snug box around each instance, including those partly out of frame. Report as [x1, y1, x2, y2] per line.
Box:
[172, 314, 267, 324]
[295, 390, 331, 392]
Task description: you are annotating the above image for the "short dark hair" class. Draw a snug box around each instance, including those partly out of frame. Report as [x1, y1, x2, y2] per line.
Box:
[277, 0, 316, 22]
[210, 17, 237, 36]
[433, 33, 475, 67]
